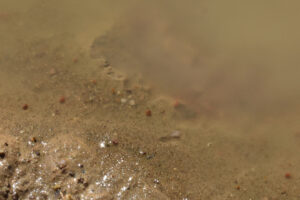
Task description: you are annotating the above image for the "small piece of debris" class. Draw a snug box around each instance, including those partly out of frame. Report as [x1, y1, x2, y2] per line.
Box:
[34, 151, 41, 156]
[112, 140, 119, 145]
[59, 96, 66, 104]
[31, 137, 37, 143]
[78, 163, 84, 168]
[22, 104, 29, 110]
[173, 100, 182, 108]
[146, 110, 152, 116]
[77, 178, 84, 184]
[99, 141, 106, 148]
[146, 154, 155, 160]
[160, 130, 181, 142]
[170, 130, 181, 138]
[129, 99, 135, 106]
[0, 151, 5, 159]
[121, 98, 127, 104]
[111, 88, 116, 95]
[58, 160, 67, 169]
[69, 172, 75, 177]
[153, 179, 160, 184]
[285, 173, 291, 179]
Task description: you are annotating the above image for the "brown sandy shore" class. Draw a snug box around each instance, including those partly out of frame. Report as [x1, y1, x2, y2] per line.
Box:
[1, 2, 300, 200]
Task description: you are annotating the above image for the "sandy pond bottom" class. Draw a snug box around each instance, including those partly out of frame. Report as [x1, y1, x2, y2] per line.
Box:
[1, 2, 300, 200]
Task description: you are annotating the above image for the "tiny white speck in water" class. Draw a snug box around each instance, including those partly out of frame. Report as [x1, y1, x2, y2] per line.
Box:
[103, 175, 108, 181]
[0, 161, 3, 166]
[41, 141, 47, 146]
[99, 141, 106, 148]
[121, 186, 127, 191]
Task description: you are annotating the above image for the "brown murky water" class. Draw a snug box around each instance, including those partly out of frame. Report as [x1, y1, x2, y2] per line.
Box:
[1, 1, 300, 199]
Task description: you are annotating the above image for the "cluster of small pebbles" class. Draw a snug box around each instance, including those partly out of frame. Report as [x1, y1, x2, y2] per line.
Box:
[0, 133, 168, 200]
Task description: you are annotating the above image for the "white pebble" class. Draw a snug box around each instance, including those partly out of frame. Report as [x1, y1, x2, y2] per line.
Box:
[121, 98, 127, 104]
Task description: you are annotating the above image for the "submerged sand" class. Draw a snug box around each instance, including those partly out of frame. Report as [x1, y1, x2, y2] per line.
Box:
[1, 1, 300, 200]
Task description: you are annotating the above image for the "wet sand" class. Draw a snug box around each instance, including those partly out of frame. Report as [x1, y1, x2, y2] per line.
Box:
[1, 1, 300, 200]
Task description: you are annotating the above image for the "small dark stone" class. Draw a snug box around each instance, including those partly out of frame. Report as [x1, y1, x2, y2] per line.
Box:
[69, 172, 75, 177]
[31, 137, 37, 143]
[0, 152, 5, 159]
[112, 140, 119, 145]
[22, 104, 29, 110]
[77, 178, 84, 184]
[3, 193, 8, 199]
[83, 182, 89, 187]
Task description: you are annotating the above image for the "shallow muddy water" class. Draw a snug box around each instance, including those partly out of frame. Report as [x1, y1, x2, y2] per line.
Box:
[1, 1, 300, 199]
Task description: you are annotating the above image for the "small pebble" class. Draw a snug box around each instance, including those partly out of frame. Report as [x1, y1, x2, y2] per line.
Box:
[59, 97, 66, 104]
[170, 130, 181, 138]
[111, 88, 116, 95]
[31, 137, 37, 143]
[112, 140, 119, 145]
[0, 151, 5, 159]
[285, 173, 291, 179]
[22, 104, 29, 110]
[69, 172, 75, 177]
[146, 110, 152, 116]
[129, 100, 135, 106]
[173, 100, 181, 108]
[121, 98, 127, 104]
